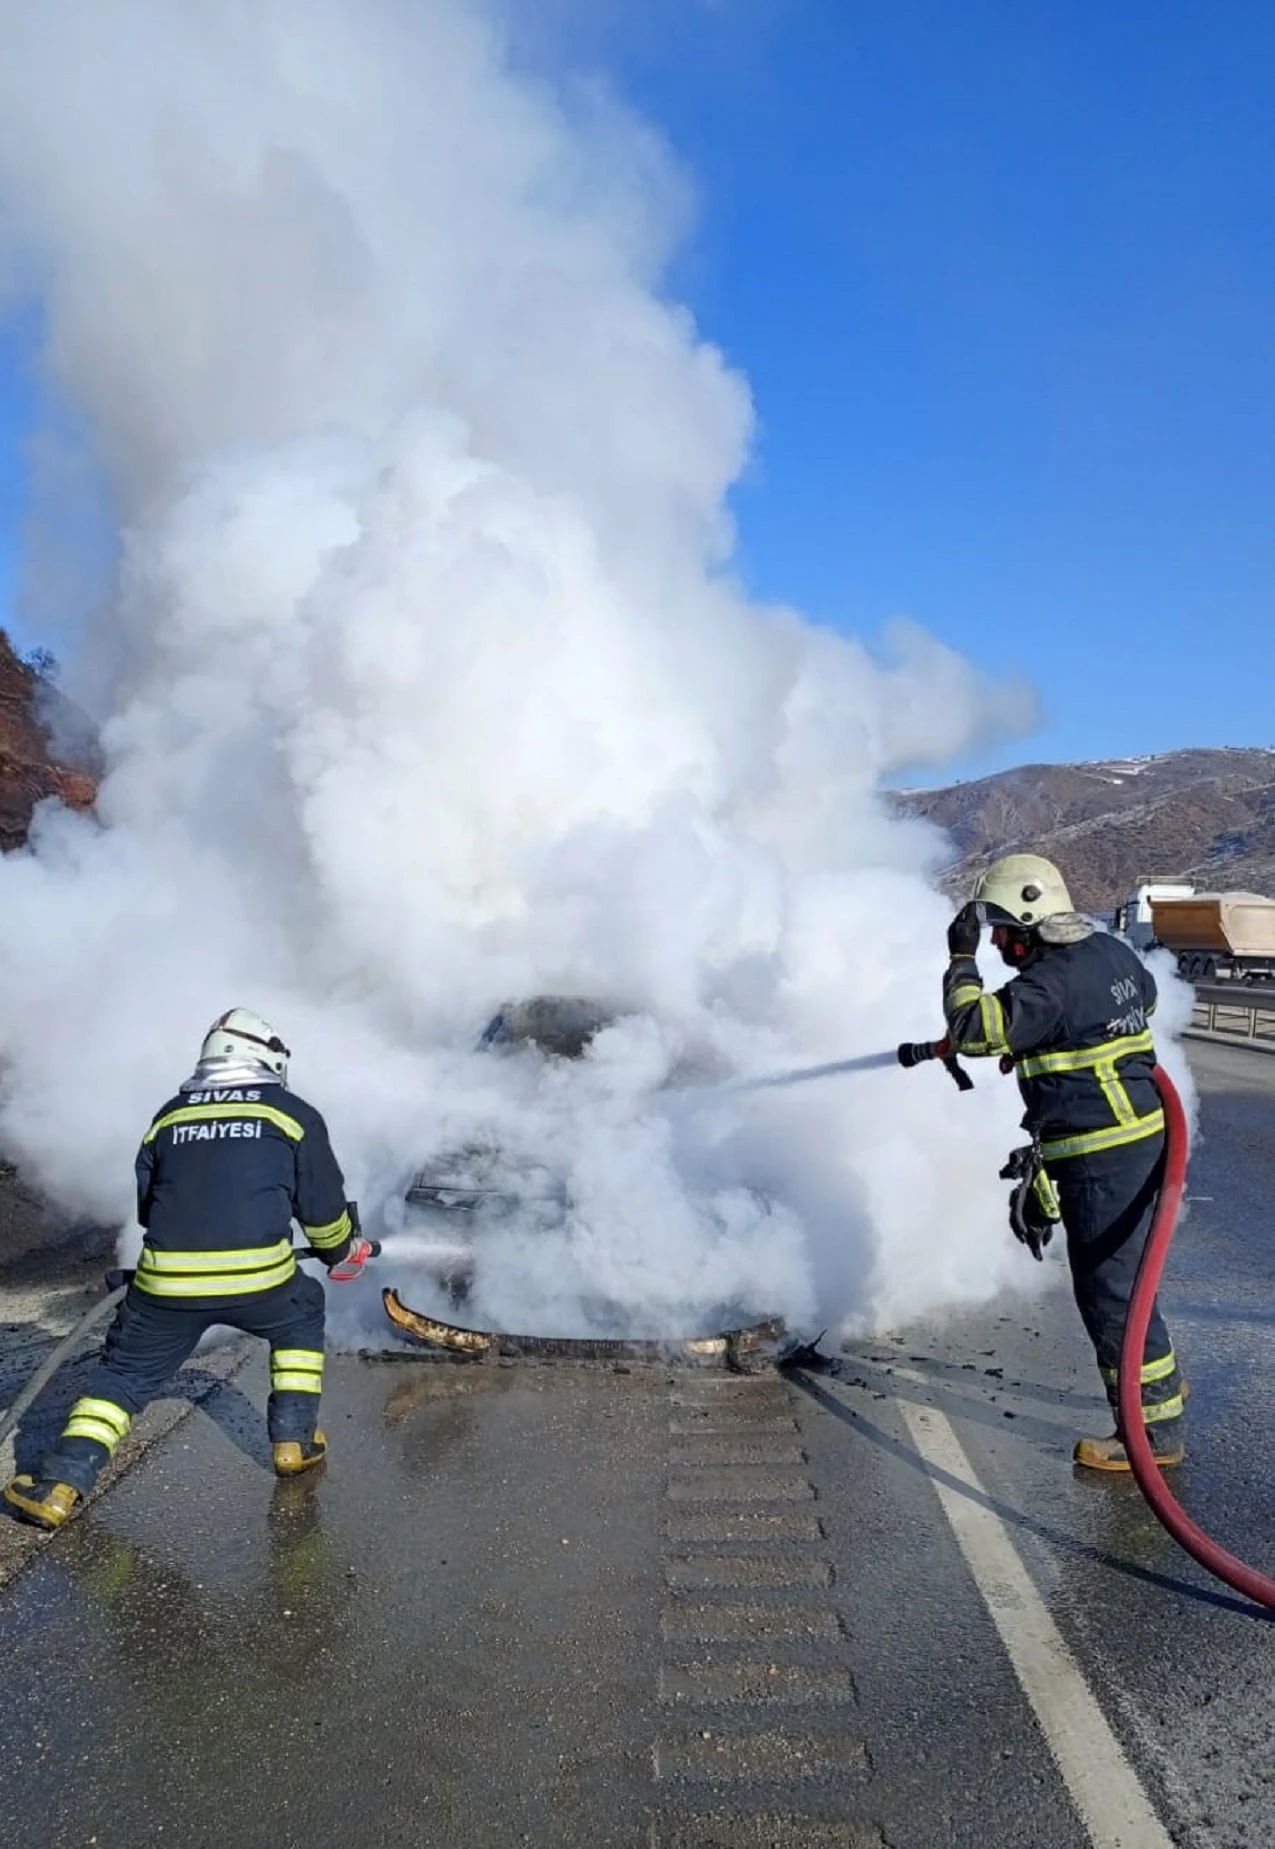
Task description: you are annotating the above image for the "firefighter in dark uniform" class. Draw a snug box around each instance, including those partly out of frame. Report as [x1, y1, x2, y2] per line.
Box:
[4, 1009, 357, 1530]
[942, 855, 1185, 1471]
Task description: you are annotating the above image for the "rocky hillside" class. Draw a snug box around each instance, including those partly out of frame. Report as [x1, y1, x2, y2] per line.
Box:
[0, 631, 97, 849]
[895, 747, 1275, 914]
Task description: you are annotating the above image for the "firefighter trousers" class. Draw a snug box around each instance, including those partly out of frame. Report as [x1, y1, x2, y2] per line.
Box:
[1051, 1132, 1184, 1442]
[42, 1270, 327, 1495]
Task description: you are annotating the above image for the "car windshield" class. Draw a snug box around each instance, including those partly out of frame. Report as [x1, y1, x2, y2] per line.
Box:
[478, 996, 613, 1060]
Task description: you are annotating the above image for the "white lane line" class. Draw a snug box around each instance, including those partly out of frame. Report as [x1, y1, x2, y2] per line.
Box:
[896, 1392, 1174, 1849]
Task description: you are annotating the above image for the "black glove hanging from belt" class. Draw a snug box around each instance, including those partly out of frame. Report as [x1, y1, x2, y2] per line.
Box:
[999, 1139, 1062, 1261]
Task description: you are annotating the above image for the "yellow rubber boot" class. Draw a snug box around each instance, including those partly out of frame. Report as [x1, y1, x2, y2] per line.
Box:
[1074, 1431, 1185, 1472]
[3, 1475, 81, 1530]
[272, 1431, 327, 1478]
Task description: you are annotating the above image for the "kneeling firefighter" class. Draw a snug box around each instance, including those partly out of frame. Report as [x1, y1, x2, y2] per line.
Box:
[4, 1009, 358, 1531]
[942, 856, 1185, 1472]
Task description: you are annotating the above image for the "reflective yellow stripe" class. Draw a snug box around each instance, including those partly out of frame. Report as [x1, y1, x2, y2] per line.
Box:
[1020, 1026, 1154, 1149]
[951, 1031, 994, 1056]
[1032, 1168, 1061, 1218]
[144, 1103, 305, 1144]
[271, 1350, 324, 1395]
[64, 1418, 126, 1452]
[302, 1209, 351, 1252]
[946, 985, 1008, 1057]
[134, 1262, 296, 1298]
[1100, 1351, 1177, 1387]
[980, 994, 1009, 1055]
[1017, 1030, 1154, 1079]
[1140, 1351, 1178, 1385]
[63, 1396, 133, 1453]
[1144, 1394, 1184, 1424]
[272, 1350, 324, 1373]
[947, 983, 983, 1009]
[68, 1396, 131, 1434]
[137, 1239, 295, 1274]
[1094, 1057, 1138, 1127]
[65, 1397, 131, 1436]
[135, 1240, 297, 1298]
[1040, 1109, 1164, 1162]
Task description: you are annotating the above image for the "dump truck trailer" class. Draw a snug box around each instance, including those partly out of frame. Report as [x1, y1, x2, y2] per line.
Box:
[1149, 891, 1275, 983]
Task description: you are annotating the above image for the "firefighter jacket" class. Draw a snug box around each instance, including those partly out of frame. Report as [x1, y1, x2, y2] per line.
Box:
[133, 1080, 352, 1302]
[942, 930, 1161, 1164]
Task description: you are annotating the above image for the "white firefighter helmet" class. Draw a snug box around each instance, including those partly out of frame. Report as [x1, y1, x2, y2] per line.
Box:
[200, 1008, 290, 1080]
[973, 854, 1073, 928]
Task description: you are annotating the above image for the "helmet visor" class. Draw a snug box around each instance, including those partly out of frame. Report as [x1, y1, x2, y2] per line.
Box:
[978, 899, 1024, 929]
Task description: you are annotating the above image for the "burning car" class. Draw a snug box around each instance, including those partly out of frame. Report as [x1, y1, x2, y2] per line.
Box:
[396, 995, 626, 1307]
[384, 995, 785, 1360]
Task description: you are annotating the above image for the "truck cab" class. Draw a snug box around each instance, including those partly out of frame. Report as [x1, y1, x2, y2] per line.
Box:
[1112, 879, 1196, 951]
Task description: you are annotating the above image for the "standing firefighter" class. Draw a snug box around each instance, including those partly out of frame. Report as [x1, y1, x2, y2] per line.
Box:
[4, 1009, 357, 1530]
[942, 855, 1185, 1471]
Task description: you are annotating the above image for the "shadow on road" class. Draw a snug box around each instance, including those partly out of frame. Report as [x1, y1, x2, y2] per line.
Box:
[790, 1366, 1274, 1623]
[839, 1347, 1106, 1441]
[8, 1348, 271, 1478]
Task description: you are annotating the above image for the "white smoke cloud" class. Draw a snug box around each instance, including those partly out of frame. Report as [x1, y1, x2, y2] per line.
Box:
[0, 0, 1042, 1342]
[1140, 945, 1199, 1138]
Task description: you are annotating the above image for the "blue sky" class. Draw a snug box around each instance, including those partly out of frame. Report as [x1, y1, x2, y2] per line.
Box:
[3, 0, 1274, 781]
[0, 323, 32, 652]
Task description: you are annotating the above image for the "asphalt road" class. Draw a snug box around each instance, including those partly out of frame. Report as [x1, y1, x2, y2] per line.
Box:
[0, 1036, 1272, 1849]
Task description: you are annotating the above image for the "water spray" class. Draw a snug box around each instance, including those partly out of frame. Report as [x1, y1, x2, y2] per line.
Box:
[680, 1036, 975, 1103]
[718, 1049, 903, 1094]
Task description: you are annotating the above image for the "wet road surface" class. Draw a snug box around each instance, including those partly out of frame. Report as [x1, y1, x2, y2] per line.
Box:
[0, 1036, 1272, 1848]
[818, 1037, 1275, 1848]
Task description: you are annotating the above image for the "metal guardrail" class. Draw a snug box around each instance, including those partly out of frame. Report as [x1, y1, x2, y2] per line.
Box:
[1185, 981, 1275, 1054]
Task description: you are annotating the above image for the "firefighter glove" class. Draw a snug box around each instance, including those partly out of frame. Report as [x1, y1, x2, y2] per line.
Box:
[999, 1144, 1062, 1262]
[947, 901, 983, 959]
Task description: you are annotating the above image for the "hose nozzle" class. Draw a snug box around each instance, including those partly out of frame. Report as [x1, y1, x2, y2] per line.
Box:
[896, 1036, 974, 1092]
[897, 1039, 939, 1069]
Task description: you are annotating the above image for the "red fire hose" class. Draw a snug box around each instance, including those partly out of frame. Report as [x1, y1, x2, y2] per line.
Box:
[1120, 1065, 1275, 1609]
